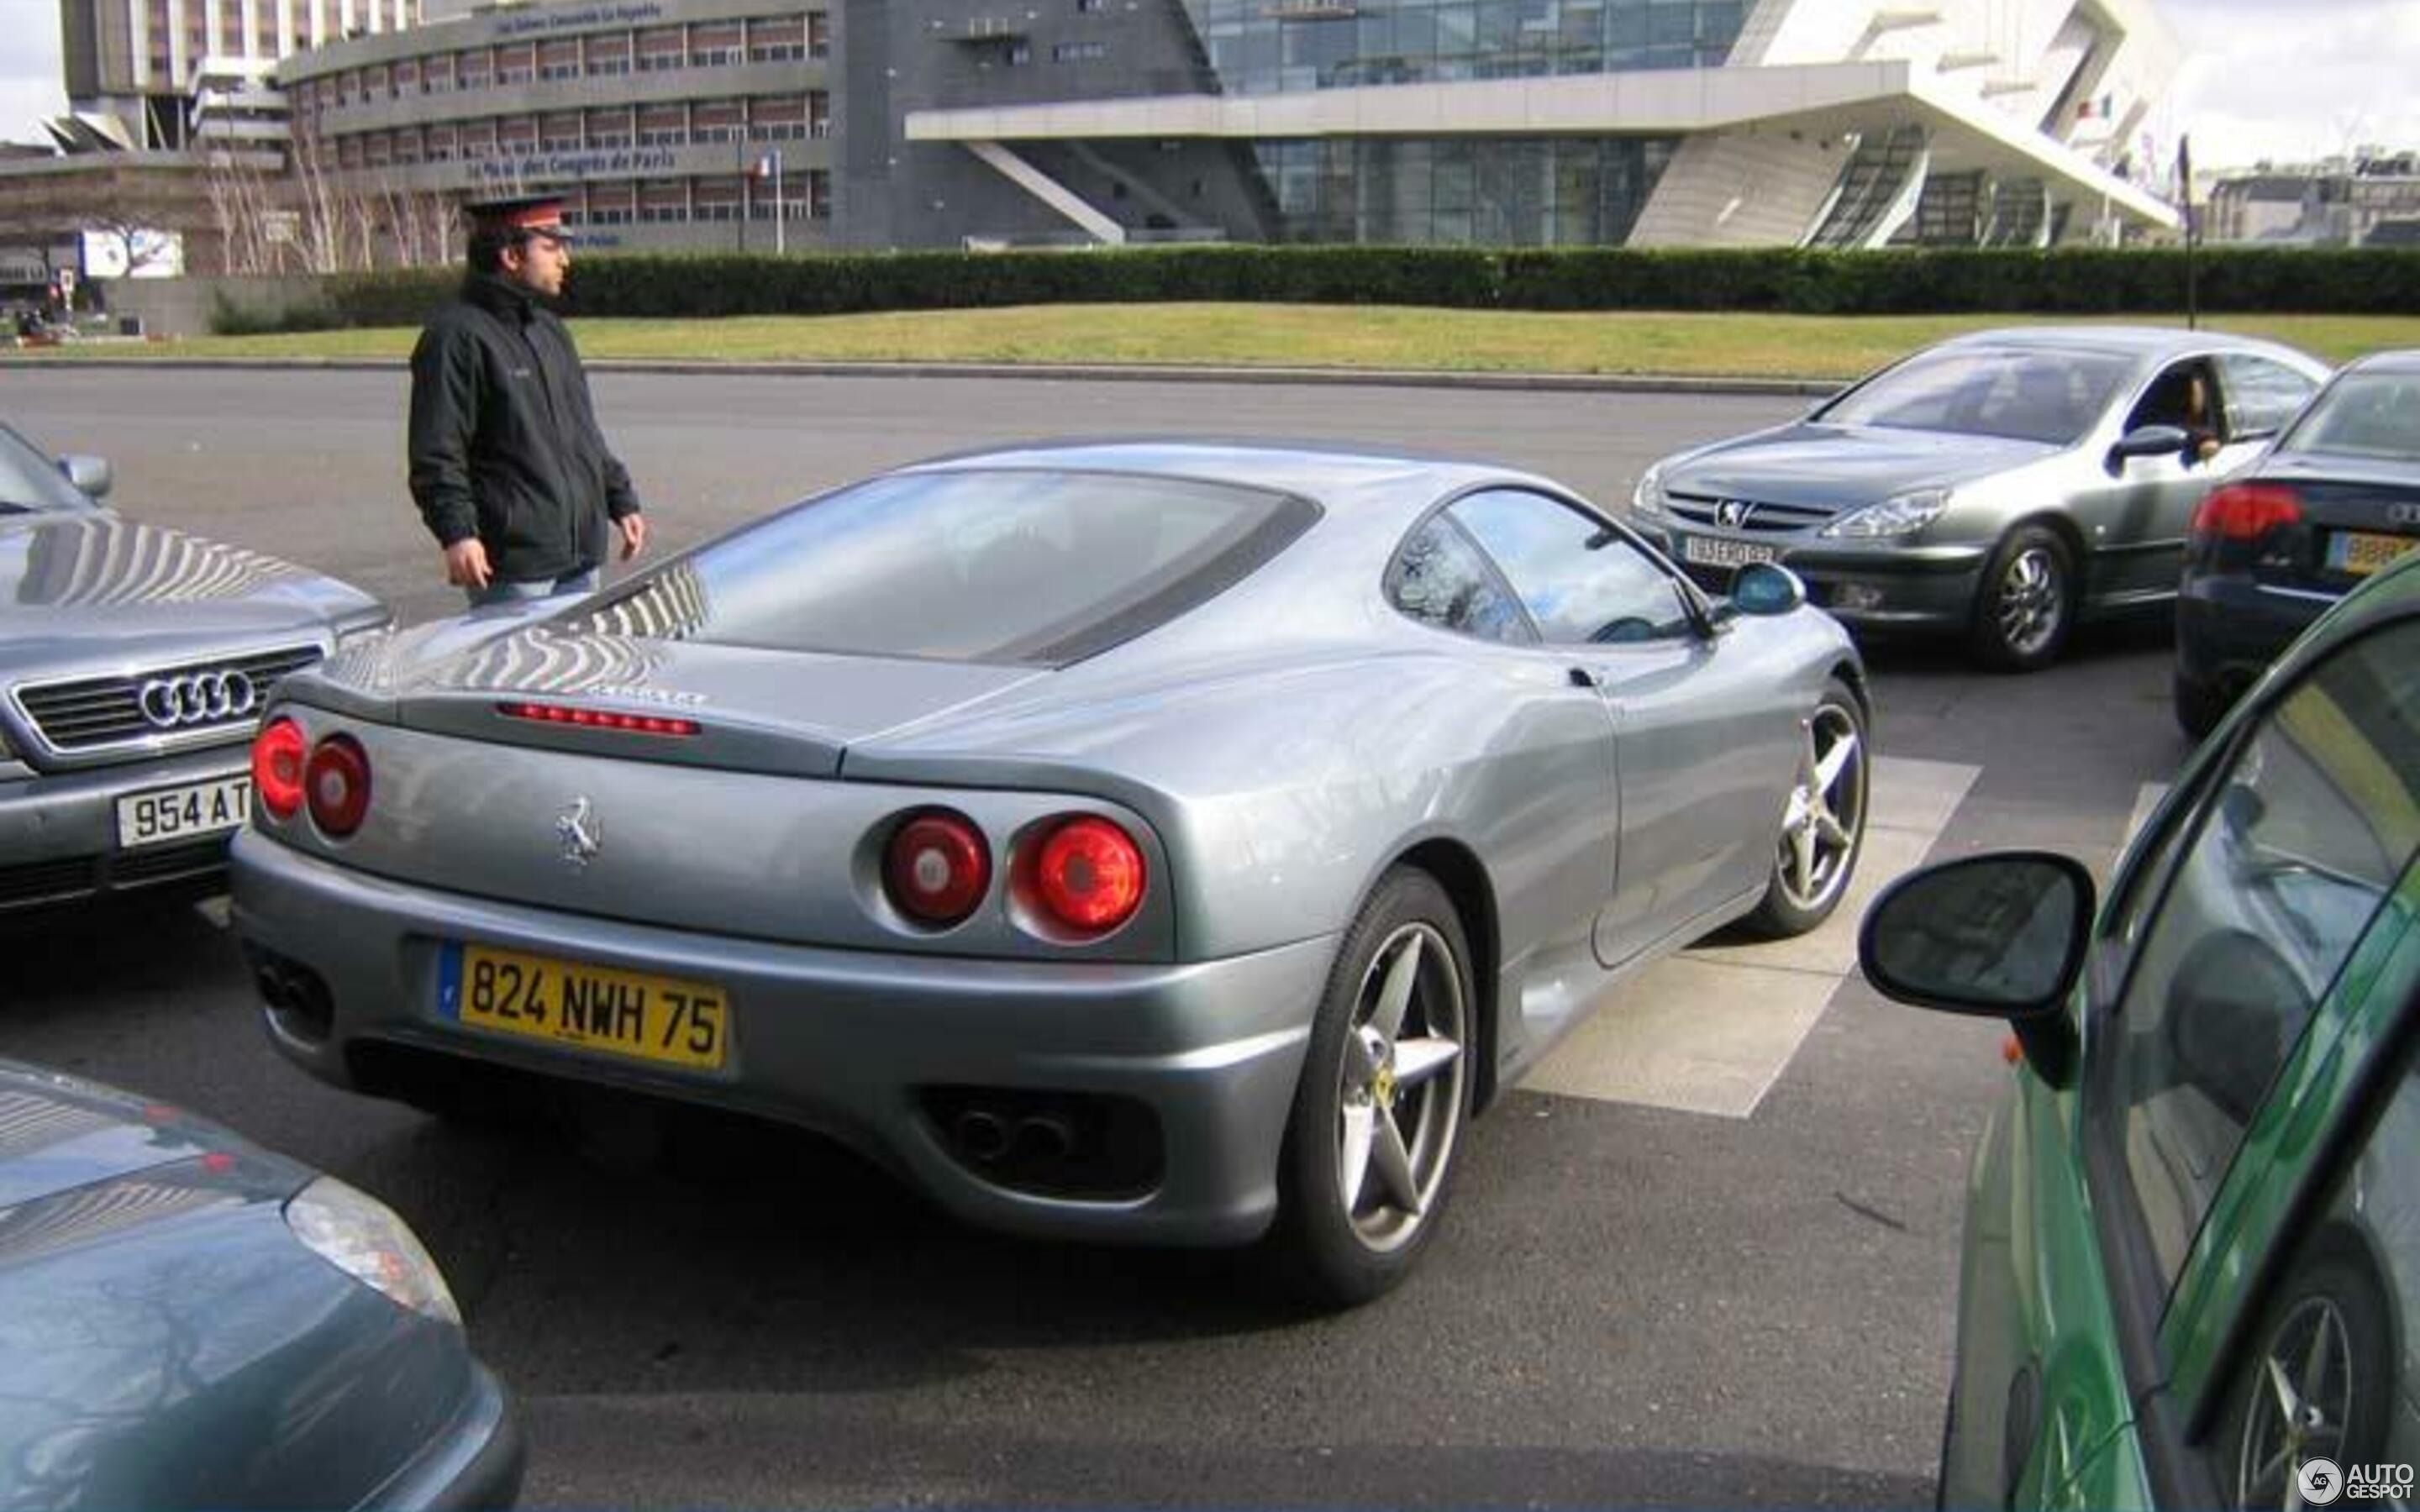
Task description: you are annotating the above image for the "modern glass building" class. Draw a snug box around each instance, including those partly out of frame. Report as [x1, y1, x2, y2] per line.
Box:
[904, 0, 2185, 250]
[59, 0, 2178, 260]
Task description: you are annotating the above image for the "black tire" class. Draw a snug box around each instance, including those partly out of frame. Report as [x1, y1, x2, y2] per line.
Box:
[1970, 525, 2077, 672]
[2221, 1248, 2395, 1509]
[1739, 678, 1870, 940]
[1268, 867, 1476, 1308]
[2174, 669, 2233, 743]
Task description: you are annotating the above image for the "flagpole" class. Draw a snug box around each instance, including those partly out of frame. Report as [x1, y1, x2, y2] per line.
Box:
[2180, 133, 2197, 331]
[775, 146, 786, 257]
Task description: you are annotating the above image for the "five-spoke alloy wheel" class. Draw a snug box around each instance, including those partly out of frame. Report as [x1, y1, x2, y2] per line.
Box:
[1742, 679, 1870, 939]
[1273, 868, 1473, 1306]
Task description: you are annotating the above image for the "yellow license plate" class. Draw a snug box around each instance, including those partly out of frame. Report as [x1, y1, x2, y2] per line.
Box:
[2331, 530, 2420, 577]
[439, 942, 728, 1070]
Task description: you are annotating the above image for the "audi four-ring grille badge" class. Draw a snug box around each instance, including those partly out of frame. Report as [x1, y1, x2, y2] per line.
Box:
[13, 645, 324, 754]
[139, 669, 260, 729]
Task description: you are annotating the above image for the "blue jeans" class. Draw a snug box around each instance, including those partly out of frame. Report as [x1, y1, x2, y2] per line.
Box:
[466, 566, 599, 609]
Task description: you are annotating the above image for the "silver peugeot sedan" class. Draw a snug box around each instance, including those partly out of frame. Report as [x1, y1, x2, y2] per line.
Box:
[0, 420, 388, 914]
[234, 440, 1869, 1305]
[1628, 327, 2329, 669]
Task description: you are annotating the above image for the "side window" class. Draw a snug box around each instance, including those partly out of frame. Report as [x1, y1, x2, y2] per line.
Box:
[1446, 489, 1694, 646]
[2127, 359, 2223, 440]
[1384, 513, 1534, 645]
[2219, 354, 2321, 441]
[2107, 618, 2420, 1295]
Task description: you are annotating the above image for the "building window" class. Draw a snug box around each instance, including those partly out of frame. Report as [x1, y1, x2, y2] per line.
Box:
[1052, 39, 1107, 60]
[586, 108, 634, 149]
[586, 36, 632, 75]
[637, 179, 690, 223]
[1007, 41, 1031, 63]
[637, 27, 687, 70]
[747, 14, 808, 61]
[1076, 0, 1105, 10]
[691, 23, 743, 65]
[808, 13, 830, 57]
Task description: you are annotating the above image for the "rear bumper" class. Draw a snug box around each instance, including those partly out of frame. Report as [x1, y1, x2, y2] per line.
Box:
[233, 832, 1330, 1248]
[0, 744, 250, 911]
[2175, 570, 2338, 694]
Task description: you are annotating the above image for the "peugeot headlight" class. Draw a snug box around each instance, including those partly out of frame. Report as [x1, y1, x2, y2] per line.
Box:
[1822, 488, 1952, 539]
[1631, 464, 1669, 519]
[285, 1176, 462, 1326]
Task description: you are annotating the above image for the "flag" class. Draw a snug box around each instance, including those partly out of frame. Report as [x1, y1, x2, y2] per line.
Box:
[752, 149, 781, 181]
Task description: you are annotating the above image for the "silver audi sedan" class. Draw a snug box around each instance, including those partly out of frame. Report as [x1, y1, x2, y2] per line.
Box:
[233, 441, 1870, 1305]
[1628, 327, 2330, 669]
[0, 420, 389, 914]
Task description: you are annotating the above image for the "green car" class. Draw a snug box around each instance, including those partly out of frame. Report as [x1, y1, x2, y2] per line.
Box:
[1860, 551, 2420, 1509]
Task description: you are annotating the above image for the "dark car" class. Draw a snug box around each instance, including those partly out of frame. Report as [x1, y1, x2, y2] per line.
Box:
[0, 421, 389, 914]
[0, 1058, 522, 1508]
[2174, 349, 2420, 737]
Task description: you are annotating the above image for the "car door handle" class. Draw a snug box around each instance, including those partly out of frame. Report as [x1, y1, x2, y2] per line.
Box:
[1567, 667, 1599, 689]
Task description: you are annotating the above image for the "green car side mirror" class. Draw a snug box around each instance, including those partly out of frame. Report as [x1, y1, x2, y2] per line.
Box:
[1858, 852, 2096, 1084]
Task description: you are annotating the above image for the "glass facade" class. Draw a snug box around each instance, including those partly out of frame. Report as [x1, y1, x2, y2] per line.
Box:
[1252, 135, 1676, 244]
[1185, 0, 1744, 95]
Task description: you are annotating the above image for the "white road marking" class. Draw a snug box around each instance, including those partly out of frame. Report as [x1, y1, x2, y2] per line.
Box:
[1522, 756, 1981, 1118]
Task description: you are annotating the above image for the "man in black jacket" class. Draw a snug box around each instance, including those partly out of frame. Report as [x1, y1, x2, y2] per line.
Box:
[408, 196, 647, 606]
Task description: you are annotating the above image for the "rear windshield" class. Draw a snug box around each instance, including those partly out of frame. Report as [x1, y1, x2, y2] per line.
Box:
[1815, 345, 2136, 445]
[570, 468, 1318, 665]
[2278, 370, 2420, 463]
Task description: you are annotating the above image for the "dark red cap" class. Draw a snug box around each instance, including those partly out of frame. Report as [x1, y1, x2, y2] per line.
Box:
[462, 195, 575, 240]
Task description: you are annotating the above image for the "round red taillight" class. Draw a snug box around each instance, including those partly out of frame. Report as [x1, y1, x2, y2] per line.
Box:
[251, 717, 308, 821]
[304, 734, 371, 838]
[884, 811, 991, 927]
[1031, 816, 1146, 934]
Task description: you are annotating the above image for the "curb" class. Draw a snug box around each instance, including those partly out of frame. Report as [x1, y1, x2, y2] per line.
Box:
[0, 353, 1843, 397]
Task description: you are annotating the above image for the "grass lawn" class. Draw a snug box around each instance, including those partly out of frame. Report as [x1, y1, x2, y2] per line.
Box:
[24, 305, 2420, 379]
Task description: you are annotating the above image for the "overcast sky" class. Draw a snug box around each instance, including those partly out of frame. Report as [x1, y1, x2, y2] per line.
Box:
[0, 0, 2412, 170]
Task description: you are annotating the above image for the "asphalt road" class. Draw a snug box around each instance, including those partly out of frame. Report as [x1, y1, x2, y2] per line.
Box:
[0, 366, 2198, 1508]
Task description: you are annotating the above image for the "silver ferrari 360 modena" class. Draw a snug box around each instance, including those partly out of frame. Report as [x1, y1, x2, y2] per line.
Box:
[233, 442, 1870, 1303]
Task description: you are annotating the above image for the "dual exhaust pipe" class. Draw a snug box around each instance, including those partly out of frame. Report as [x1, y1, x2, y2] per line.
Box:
[950, 1105, 1077, 1165]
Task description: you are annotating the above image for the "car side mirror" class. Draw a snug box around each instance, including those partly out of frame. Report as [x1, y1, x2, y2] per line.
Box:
[1860, 853, 2095, 1018]
[59, 454, 112, 500]
[1729, 562, 1806, 617]
[2107, 424, 2192, 473]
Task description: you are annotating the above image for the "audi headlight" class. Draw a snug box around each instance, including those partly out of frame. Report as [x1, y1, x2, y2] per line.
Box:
[1631, 464, 1669, 519]
[1822, 488, 1952, 539]
[285, 1176, 462, 1326]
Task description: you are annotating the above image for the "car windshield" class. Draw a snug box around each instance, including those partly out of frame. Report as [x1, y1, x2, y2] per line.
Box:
[2276, 370, 2420, 462]
[569, 467, 1318, 666]
[0, 423, 100, 514]
[1815, 345, 2137, 445]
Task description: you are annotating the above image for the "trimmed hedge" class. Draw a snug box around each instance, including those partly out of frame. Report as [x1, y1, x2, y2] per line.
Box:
[313, 244, 2420, 329]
